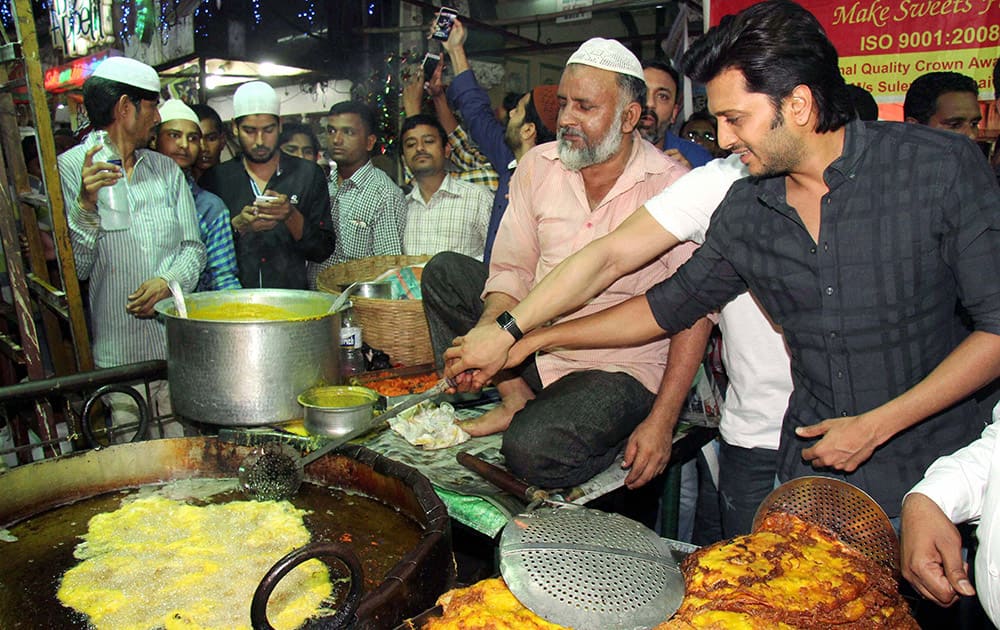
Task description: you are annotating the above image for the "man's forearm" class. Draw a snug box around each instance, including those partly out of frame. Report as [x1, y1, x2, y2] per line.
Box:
[509, 208, 680, 332]
[866, 330, 1000, 445]
[479, 292, 519, 328]
[645, 317, 714, 431]
[519, 295, 667, 356]
[447, 45, 470, 75]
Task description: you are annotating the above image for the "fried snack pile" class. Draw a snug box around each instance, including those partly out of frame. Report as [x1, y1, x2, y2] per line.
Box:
[365, 372, 440, 396]
[419, 577, 569, 629]
[57, 496, 333, 630]
[658, 513, 917, 629]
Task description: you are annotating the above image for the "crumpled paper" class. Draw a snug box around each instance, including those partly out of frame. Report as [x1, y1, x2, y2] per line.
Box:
[387, 401, 470, 450]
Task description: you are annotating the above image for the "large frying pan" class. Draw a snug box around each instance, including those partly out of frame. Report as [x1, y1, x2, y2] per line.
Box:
[0, 437, 455, 630]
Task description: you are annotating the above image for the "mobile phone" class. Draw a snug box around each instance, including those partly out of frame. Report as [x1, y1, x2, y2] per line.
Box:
[422, 53, 441, 83]
[254, 195, 278, 205]
[431, 7, 458, 41]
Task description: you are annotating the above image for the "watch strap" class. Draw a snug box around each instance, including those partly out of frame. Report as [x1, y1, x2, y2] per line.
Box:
[495, 311, 524, 341]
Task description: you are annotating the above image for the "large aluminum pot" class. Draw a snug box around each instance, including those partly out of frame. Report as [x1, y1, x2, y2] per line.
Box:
[155, 289, 340, 426]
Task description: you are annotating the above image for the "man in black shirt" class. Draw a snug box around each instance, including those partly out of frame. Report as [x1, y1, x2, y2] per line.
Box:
[489, 0, 1000, 518]
[201, 81, 334, 289]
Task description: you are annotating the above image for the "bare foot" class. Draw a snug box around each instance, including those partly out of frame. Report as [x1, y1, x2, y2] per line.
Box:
[460, 376, 535, 437]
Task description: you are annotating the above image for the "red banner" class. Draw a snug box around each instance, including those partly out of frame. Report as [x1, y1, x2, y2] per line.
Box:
[708, 0, 999, 101]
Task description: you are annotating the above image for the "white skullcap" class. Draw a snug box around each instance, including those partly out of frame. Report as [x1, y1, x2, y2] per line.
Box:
[233, 81, 280, 118]
[90, 56, 161, 94]
[158, 99, 200, 125]
[566, 38, 644, 82]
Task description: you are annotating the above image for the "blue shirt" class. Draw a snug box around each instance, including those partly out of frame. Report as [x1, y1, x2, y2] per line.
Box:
[661, 131, 713, 168]
[190, 178, 241, 291]
[447, 70, 516, 264]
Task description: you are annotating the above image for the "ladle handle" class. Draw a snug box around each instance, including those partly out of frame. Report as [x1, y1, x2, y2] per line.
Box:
[457, 451, 547, 503]
[251, 542, 363, 630]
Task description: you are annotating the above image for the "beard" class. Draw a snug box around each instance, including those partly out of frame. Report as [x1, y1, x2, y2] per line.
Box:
[744, 111, 803, 177]
[241, 141, 277, 164]
[504, 120, 523, 153]
[638, 107, 661, 143]
[557, 107, 626, 171]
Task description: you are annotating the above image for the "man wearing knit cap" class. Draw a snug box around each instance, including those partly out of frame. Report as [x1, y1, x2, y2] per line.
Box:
[437, 16, 560, 262]
[424, 36, 707, 514]
[58, 56, 205, 438]
[201, 81, 334, 289]
[153, 99, 240, 291]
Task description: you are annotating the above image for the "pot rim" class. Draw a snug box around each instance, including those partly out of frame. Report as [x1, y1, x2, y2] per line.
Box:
[298, 385, 379, 411]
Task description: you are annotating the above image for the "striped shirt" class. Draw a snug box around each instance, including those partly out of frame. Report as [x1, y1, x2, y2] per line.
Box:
[191, 179, 241, 291]
[402, 175, 493, 259]
[59, 138, 205, 368]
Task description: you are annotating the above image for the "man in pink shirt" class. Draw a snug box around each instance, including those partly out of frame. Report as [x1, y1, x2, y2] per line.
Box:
[422, 38, 709, 492]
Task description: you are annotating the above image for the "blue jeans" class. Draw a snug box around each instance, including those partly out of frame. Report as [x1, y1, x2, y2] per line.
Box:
[718, 441, 779, 537]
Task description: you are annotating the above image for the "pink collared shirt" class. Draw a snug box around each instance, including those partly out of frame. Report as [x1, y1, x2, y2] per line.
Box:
[486, 135, 691, 392]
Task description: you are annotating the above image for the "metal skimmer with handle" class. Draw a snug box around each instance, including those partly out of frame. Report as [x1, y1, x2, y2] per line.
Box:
[751, 476, 900, 573]
[499, 506, 685, 630]
[240, 377, 455, 501]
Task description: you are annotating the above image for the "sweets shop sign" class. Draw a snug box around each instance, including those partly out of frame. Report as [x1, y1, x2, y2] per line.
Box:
[708, 0, 999, 100]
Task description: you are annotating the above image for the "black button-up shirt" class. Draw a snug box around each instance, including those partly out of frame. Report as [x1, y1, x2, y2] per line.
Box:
[201, 153, 335, 289]
[648, 119, 1000, 515]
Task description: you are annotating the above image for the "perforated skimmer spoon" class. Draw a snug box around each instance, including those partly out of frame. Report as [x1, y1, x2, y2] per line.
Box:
[240, 376, 456, 501]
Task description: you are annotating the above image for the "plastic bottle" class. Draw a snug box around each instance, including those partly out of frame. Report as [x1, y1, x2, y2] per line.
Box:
[91, 130, 130, 231]
[339, 307, 366, 381]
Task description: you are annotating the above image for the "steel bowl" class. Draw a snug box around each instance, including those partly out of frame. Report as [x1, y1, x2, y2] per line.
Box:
[339, 281, 392, 300]
[300, 385, 380, 437]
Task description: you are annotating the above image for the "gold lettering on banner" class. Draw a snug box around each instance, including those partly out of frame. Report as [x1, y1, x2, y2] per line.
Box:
[977, 0, 997, 14]
[894, 0, 973, 21]
[832, 0, 892, 27]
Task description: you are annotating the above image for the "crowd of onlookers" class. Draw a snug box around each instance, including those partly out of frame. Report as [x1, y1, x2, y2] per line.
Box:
[8, 2, 1000, 625]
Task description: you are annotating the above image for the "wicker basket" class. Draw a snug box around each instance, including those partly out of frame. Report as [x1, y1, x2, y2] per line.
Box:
[316, 255, 434, 366]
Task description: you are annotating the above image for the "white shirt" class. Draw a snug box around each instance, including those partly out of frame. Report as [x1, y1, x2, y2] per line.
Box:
[644, 154, 793, 449]
[908, 410, 999, 626]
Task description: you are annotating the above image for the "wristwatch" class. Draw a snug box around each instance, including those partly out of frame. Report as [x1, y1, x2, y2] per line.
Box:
[495, 311, 524, 341]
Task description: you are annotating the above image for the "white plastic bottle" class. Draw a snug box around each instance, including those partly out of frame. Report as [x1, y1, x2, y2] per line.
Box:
[339, 307, 366, 381]
[91, 130, 130, 231]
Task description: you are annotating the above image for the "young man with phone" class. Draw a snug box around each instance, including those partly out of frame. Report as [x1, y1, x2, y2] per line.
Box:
[201, 81, 334, 289]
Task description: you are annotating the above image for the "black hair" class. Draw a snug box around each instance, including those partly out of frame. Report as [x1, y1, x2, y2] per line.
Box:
[328, 101, 378, 137]
[82, 76, 160, 129]
[400, 114, 448, 145]
[21, 136, 37, 163]
[278, 122, 320, 153]
[682, 109, 717, 128]
[191, 103, 224, 130]
[502, 91, 521, 112]
[617, 74, 647, 109]
[523, 93, 557, 143]
[845, 84, 878, 121]
[641, 58, 681, 97]
[903, 71, 979, 123]
[681, 0, 853, 133]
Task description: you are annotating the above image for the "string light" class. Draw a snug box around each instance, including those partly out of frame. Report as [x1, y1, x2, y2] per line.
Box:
[0, 1, 13, 30]
[250, 0, 261, 24]
[297, 0, 316, 26]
